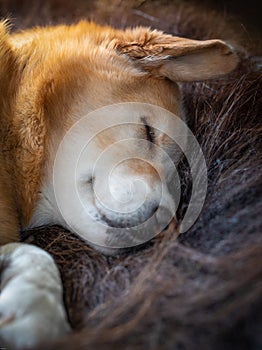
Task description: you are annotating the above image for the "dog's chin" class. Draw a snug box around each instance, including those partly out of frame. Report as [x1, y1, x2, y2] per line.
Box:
[67, 216, 156, 254]
[72, 223, 154, 254]
[61, 198, 176, 253]
[88, 216, 177, 255]
[86, 227, 153, 256]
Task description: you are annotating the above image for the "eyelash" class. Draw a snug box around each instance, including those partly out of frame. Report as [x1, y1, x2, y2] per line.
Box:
[145, 123, 155, 143]
[141, 117, 155, 143]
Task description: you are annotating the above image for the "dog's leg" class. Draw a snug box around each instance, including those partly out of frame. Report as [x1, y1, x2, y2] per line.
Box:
[0, 243, 71, 349]
[0, 155, 20, 245]
[0, 167, 71, 348]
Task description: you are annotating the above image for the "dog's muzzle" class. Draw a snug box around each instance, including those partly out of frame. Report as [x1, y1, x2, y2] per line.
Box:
[93, 159, 176, 246]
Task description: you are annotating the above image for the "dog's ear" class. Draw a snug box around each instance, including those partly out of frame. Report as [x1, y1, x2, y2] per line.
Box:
[115, 28, 239, 82]
[0, 21, 17, 91]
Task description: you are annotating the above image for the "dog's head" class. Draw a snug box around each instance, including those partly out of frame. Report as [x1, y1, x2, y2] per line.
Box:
[0, 21, 239, 251]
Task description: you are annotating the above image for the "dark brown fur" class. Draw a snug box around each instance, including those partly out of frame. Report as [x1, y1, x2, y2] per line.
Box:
[0, 1, 261, 349]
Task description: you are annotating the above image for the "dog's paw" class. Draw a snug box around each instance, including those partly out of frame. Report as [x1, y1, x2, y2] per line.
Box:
[0, 243, 71, 349]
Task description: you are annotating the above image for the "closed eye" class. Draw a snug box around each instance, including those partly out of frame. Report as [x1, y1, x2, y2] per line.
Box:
[141, 116, 155, 143]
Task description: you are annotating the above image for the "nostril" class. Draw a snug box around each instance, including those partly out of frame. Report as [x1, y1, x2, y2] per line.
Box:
[86, 176, 94, 188]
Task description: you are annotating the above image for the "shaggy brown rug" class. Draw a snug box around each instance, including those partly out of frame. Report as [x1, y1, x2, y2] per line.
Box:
[0, 1, 261, 349]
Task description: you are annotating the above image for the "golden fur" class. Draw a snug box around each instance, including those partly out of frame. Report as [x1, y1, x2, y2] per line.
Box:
[0, 20, 238, 244]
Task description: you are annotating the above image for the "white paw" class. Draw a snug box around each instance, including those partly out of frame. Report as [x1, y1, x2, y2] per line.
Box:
[0, 243, 71, 349]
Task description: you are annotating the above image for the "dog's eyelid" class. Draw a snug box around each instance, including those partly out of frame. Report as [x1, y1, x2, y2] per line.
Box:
[141, 116, 155, 143]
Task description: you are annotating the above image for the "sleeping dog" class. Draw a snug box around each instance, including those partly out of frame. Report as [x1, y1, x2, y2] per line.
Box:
[0, 20, 239, 348]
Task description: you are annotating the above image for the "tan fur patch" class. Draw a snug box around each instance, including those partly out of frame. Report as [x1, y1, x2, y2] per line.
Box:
[0, 20, 239, 241]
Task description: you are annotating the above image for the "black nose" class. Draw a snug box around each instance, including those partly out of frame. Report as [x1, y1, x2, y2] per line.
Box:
[99, 203, 159, 228]
[104, 206, 175, 249]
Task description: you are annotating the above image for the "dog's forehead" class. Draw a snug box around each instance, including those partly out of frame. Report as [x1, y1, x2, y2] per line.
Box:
[10, 23, 181, 141]
[38, 52, 181, 130]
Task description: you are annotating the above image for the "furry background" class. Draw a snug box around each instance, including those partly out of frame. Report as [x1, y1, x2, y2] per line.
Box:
[0, 1, 261, 349]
